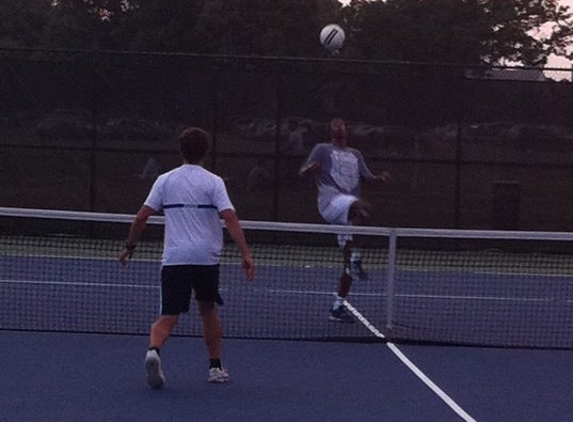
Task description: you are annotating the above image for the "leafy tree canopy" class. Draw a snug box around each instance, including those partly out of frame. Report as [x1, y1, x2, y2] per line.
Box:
[342, 0, 573, 66]
[1, 0, 572, 66]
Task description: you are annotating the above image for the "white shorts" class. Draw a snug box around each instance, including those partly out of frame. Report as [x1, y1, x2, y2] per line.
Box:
[319, 194, 358, 248]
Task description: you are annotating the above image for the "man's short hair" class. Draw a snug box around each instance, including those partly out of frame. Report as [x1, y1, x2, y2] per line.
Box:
[329, 117, 345, 131]
[178, 127, 210, 163]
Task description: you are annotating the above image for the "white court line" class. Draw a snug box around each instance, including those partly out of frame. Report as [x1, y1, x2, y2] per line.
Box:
[252, 287, 555, 303]
[3, 252, 160, 263]
[0, 279, 239, 295]
[395, 293, 551, 303]
[0, 280, 562, 304]
[0, 278, 158, 289]
[342, 298, 478, 422]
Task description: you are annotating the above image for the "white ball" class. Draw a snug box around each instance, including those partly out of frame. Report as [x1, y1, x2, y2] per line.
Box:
[320, 24, 345, 52]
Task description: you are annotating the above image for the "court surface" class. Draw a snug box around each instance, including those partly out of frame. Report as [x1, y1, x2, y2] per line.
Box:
[3, 211, 573, 421]
[2, 330, 572, 422]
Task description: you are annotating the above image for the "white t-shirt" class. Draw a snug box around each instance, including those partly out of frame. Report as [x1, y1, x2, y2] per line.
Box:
[144, 164, 234, 265]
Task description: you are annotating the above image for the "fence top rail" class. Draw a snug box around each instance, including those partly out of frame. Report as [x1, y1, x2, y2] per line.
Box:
[1, 47, 571, 74]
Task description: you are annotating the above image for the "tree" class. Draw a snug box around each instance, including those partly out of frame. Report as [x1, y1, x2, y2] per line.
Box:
[2, 0, 572, 67]
[109, 0, 204, 52]
[340, 0, 573, 66]
[0, 0, 51, 48]
[191, 0, 342, 56]
[43, 0, 108, 49]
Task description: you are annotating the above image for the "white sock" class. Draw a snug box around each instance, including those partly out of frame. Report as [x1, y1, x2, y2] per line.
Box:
[350, 249, 361, 264]
[333, 296, 344, 309]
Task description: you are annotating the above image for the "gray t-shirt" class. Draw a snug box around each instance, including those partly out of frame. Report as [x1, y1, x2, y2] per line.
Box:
[300, 142, 376, 213]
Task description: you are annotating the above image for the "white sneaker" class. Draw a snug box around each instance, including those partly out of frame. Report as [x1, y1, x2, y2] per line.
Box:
[144, 349, 165, 389]
[208, 367, 230, 383]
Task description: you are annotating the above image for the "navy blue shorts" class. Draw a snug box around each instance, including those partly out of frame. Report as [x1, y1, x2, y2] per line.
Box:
[160, 264, 222, 315]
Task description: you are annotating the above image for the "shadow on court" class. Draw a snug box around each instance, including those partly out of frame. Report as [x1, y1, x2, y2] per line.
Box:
[2, 330, 573, 422]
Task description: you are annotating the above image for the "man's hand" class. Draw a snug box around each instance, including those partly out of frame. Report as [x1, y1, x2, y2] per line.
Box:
[119, 247, 134, 266]
[376, 171, 391, 182]
[119, 241, 137, 266]
[242, 255, 256, 281]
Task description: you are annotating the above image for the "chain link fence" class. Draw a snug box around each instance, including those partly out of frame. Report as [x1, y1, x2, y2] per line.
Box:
[2, 48, 573, 230]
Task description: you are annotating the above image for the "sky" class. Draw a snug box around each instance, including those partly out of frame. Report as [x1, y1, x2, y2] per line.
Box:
[546, 0, 573, 68]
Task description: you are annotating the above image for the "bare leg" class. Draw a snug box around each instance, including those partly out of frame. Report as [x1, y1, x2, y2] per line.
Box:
[199, 301, 230, 382]
[149, 315, 179, 349]
[346, 200, 370, 281]
[198, 301, 222, 360]
[329, 199, 372, 323]
[330, 256, 355, 323]
[337, 271, 352, 297]
[348, 199, 371, 224]
[333, 198, 369, 301]
[337, 240, 353, 298]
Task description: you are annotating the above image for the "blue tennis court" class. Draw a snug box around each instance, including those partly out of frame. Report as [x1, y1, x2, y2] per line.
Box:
[2, 208, 573, 421]
[2, 330, 573, 422]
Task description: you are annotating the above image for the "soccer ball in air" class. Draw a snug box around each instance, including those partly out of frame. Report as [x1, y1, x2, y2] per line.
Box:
[320, 24, 345, 53]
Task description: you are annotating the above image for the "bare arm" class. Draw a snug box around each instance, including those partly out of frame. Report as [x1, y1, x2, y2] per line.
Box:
[356, 150, 391, 184]
[220, 209, 255, 281]
[372, 171, 391, 183]
[119, 205, 156, 266]
[299, 144, 322, 177]
[299, 161, 321, 177]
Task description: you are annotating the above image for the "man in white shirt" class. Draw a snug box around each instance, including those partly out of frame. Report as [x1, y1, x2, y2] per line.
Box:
[120, 127, 255, 388]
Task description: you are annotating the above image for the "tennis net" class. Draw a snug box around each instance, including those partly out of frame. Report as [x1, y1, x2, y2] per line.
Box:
[2, 207, 573, 349]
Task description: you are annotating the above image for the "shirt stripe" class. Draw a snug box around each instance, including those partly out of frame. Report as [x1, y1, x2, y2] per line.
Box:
[163, 204, 217, 209]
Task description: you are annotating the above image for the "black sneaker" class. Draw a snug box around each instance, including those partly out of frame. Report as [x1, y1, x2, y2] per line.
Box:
[329, 306, 355, 323]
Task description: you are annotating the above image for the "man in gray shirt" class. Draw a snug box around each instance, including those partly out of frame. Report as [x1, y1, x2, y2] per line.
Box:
[300, 117, 390, 323]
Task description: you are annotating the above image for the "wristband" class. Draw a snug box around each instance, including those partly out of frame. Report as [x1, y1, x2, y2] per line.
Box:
[125, 242, 136, 251]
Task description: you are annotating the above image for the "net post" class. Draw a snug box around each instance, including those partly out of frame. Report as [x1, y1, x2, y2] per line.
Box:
[385, 229, 397, 332]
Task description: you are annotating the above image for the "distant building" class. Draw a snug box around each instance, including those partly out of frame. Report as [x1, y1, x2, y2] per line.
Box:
[466, 67, 547, 82]
[484, 68, 547, 82]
